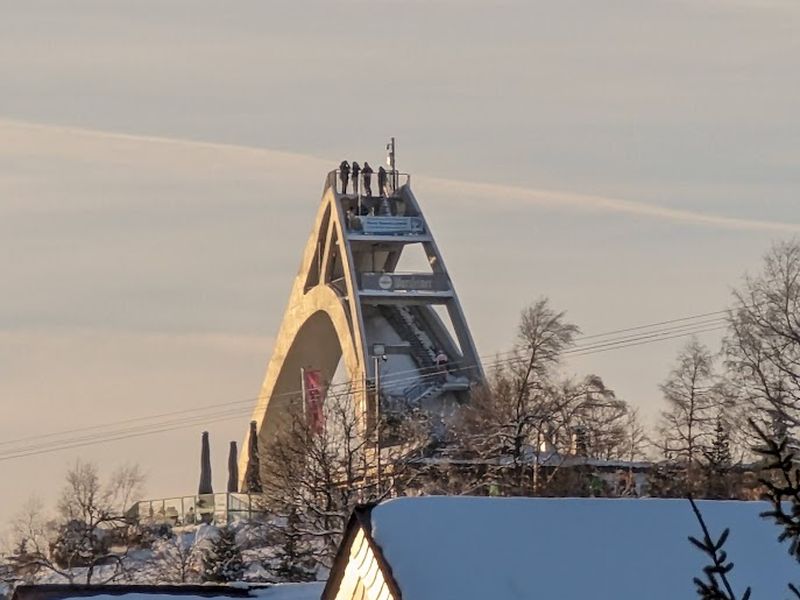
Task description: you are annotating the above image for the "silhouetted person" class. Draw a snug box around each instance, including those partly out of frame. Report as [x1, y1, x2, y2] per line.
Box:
[435, 349, 449, 370]
[362, 162, 373, 197]
[339, 160, 350, 194]
[351, 161, 360, 196]
[434, 349, 449, 383]
[378, 166, 388, 197]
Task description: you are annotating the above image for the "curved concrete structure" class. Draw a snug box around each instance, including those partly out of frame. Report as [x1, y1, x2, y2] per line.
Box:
[240, 170, 483, 490]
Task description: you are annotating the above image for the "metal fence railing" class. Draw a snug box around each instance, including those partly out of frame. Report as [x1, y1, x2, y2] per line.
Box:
[127, 493, 265, 526]
[326, 169, 411, 196]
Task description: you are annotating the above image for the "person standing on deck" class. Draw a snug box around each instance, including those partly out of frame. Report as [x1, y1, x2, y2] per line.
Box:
[339, 160, 350, 194]
[362, 162, 373, 198]
[378, 166, 388, 197]
[351, 161, 361, 197]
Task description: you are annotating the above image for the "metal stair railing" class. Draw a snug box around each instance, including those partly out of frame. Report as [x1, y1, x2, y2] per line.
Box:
[402, 380, 445, 407]
[379, 306, 435, 369]
[397, 305, 438, 362]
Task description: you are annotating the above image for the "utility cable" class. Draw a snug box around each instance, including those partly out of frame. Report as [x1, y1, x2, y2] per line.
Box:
[0, 310, 729, 462]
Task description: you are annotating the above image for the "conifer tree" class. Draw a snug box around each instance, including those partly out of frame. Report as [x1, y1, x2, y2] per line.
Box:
[701, 415, 735, 498]
[273, 509, 316, 582]
[202, 527, 244, 583]
[705, 416, 732, 474]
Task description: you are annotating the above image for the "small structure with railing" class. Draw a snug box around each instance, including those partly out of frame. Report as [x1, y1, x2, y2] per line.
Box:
[126, 492, 265, 526]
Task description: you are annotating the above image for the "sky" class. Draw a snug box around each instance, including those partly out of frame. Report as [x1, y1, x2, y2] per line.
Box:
[1, 0, 799, 526]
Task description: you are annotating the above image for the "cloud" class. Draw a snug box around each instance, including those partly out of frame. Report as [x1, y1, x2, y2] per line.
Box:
[422, 177, 800, 233]
[0, 118, 330, 174]
[2, 118, 797, 233]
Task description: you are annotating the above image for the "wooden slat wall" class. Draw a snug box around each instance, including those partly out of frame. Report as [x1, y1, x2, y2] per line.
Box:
[331, 527, 396, 600]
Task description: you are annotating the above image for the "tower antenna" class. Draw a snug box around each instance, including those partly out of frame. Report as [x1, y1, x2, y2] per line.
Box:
[386, 137, 397, 191]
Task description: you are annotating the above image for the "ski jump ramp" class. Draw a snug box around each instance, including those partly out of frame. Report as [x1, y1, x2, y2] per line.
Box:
[240, 168, 483, 490]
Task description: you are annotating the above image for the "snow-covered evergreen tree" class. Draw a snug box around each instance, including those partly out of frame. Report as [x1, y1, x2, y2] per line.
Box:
[202, 527, 244, 583]
[272, 509, 317, 582]
[150, 533, 200, 583]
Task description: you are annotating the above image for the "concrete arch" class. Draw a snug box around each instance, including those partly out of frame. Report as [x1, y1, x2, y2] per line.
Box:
[240, 284, 363, 487]
[239, 183, 368, 490]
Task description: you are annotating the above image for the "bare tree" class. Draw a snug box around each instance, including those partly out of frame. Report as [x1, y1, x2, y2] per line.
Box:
[57, 460, 109, 523]
[656, 338, 724, 488]
[147, 533, 200, 583]
[569, 375, 634, 460]
[454, 298, 582, 494]
[621, 407, 648, 463]
[725, 240, 800, 432]
[4, 498, 59, 584]
[106, 464, 145, 519]
[6, 460, 144, 584]
[260, 374, 437, 573]
[261, 385, 371, 569]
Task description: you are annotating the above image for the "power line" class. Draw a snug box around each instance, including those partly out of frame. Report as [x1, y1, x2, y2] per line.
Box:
[329, 313, 729, 389]
[0, 395, 258, 448]
[568, 325, 726, 357]
[3, 307, 728, 450]
[0, 309, 728, 455]
[577, 309, 727, 340]
[563, 318, 726, 355]
[1, 314, 725, 455]
[0, 308, 729, 462]
[0, 412, 249, 462]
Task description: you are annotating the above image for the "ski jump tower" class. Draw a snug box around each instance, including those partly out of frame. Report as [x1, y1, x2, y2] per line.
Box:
[240, 143, 483, 490]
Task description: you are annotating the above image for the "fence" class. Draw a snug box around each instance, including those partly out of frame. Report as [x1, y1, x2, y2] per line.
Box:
[127, 493, 265, 526]
[326, 169, 411, 195]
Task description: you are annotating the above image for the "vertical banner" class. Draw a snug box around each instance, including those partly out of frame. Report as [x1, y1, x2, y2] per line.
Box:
[303, 369, 325, 435]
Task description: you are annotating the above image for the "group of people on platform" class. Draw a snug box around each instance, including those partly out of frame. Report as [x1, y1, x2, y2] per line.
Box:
[338, 160, 394, 197]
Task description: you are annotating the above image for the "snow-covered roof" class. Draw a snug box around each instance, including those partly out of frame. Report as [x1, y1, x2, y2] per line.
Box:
[81, 587, 324, 600]
[357, 496, 797, 600]
[250, 583, 324, 600]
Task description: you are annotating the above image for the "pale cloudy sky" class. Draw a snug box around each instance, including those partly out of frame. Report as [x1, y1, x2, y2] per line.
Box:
[1, 1, 798, 524]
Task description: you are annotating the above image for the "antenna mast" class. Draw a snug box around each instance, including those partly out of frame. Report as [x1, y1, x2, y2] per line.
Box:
[386, 137, 397, 191]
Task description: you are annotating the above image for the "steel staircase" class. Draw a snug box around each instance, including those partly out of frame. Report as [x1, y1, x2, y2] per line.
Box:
[379, 305, 435, 369]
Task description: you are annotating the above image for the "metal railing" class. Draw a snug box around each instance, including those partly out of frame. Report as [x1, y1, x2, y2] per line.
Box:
[327, 169, 411, 196]
[127, 493, 265, 526]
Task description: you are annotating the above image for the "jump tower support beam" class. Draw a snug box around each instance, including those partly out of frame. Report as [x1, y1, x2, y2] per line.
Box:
[240, 166, 483, 490]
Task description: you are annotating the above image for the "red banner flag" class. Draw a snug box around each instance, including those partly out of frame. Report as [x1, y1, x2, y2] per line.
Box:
[303, 369, 325, 435]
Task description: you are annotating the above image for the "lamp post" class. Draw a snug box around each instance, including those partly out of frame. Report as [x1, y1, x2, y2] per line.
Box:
[386, 137, 397, 191]
[374, 354, 382, 493]
[372, 344, 388, 495]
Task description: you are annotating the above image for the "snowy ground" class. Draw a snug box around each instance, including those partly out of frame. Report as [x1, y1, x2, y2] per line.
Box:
[19, 520, 315, 587]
